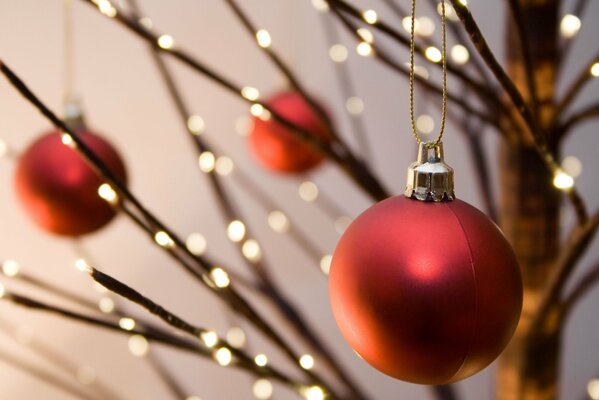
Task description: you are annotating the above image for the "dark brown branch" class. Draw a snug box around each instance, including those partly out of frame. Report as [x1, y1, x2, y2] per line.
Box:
[558, 101, 599, 136]
[0, 60, 339, 399]
[78, 0, 389, 201]
[563, 259, 599, 316]
[447, 0, 589, 224]
[0, 348, 100, 400]
[326, 0, 501, 105]
[555, 50, 599, 118]
[329, 7, 499, 127]
[506, 0, 539, 116]
[530, 209, 599, 333]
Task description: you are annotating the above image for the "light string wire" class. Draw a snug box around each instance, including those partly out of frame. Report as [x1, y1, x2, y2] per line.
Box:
[409, 0, 447, 147]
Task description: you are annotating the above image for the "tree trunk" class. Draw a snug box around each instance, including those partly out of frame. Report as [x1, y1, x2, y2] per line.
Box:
[497, 1, 562, 400]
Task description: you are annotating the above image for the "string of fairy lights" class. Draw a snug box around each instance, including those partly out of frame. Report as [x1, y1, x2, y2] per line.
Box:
[0, 0, 598, 399]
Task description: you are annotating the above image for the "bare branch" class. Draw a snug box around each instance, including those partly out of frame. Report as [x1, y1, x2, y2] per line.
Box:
[555, 50, 599, 118]
[447, 0, 589, 224]
[559, 101, 599, 136]
[563, 259, 599, 316]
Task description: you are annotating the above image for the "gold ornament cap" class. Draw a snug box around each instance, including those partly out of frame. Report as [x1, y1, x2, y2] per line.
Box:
[405, 141, 455, 202]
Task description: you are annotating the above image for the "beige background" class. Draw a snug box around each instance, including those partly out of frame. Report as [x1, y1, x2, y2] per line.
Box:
[0, 0, 598, 399]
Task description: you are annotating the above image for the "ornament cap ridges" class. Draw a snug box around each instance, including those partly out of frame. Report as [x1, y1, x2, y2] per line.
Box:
[405, 141, 455, 202]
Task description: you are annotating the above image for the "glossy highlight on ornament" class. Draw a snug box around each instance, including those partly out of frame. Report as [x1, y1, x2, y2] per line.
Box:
[329, 195, 523, 385]
[15, 129, 127, 236]
[249, 91, 331, 173]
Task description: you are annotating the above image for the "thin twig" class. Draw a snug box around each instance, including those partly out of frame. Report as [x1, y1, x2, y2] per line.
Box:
[447, 0, 589, 224]
[554, 50, 599, 119]
[558, 101, 599, 136]
[563, 259, 599, 317]
[329, 7, 499, 127]
[506, 0, 539, 116]
[0, 347, 100, 400]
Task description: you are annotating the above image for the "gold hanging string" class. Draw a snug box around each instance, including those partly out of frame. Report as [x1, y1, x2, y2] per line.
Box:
[409, 0, 448, 147]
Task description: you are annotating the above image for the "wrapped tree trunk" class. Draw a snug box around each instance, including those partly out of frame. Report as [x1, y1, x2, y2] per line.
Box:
[498, 1, 562, 399]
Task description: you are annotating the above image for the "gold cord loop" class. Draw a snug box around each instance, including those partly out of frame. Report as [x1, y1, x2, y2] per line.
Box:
[409, 0, 448, 148]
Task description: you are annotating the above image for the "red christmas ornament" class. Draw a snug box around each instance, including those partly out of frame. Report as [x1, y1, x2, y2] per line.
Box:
[15, 129, 127, 236]
[249, 91, 331, 173]
[329, 143, 522, 384]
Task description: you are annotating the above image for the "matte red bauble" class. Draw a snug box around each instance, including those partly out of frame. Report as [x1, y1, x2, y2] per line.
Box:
[329, 143, 522, 384]
[249, 91, 330, 173]
[15, 130, 127, 236]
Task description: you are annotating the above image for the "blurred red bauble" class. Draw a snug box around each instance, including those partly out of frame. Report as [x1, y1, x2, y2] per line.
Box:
[329, 196, 522, 384]
[15, 130, 127, 236]
[249, 91, 331, 173]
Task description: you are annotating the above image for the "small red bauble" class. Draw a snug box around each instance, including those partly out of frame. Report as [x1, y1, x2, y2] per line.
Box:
[249, 91, 330, 173]
[15, 130, 127, 236]
[329, 196, 522, 384]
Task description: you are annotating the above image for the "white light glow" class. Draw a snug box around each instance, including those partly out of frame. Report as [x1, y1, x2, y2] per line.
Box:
[157, 34, 174, 49]
[588, 379, 599, 400]
[215, 156, 235, 176]
[451, 44, 470, 64]
[553, 170, 574, 190]
[98, 183, 118, 204]
[75, 259, 92, 273]
[437, 2, 459, 21]
[362, 10, 378, 25]
[357, 28, 374, 44]
[226, 326, 246, 348]
[346, 97, 364, 115]
[304, 386, 325, 400]
[61, 133, 76, 148]
[320, 255, 332, 275]
[356, 42, 374, 57]
[242, 239, 262, 262]
[425, 46, 442, 63]
[311, 0, 329, 12]
[562, 156, 583, 178]
[154, 231, 175, 248]
[98, 297, 115, 314]
[214, 347, 232, 366]
[416, 115, 435, 134]
[227, 220, 246, 242]
[253, 379, 273, 399]
[256, 30, 272, 48]
[210, 267, 231, 288]
[128, 334, 149, 356]
[0, 283, 5, 299]
[242, 86, 260, 101]
[187, 115, 205, 135]
[299, 181, 319, 202]
[560, 14, 581, 38]
[198, 151, 216, 173]
[268, 211, 290, 233]
[0, 139, 8, 158]
[591, 62, 599, 77]
[329, 44, 348, 63]
[201, 330, 219, 348]
[119, 317, 136, 331]
[186, 233, 207, 255]
[299, 354, 315, 370]
[2, 260, 20, 277]
[254, 353, 268, 367]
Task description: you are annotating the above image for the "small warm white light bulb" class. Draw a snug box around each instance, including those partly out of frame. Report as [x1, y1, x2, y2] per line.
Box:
[437, 2, 459, 21]
[254, 353, 268, 367]
[320, 255, 332, 275]
[0, 283, 5, 299]
[560, 14, 581, 38]
[157, 34, 174, 49]
[311, 0, 329, 12]
[256, 29, 272, 48]
[201, 330, 219, 348]
[186, 233, 207, 256]
[268, 211, 290, 233]
[2, 260, 20, 277]
[253, 379, 273, 400]
[451, 44, 470, 64]
[242, 239, 262, 262]
[198, 151, 216, 173]
[97, 0, 117, 17]
[119, 317, 136, 331]
[154, 231, 175, 248]
[362, 9, 378, 25]
[210, 267, 231, 288]
[0, 139, 8, 158]
[416, 115, 435, 135]
[98, 297, 115, 314]
[139, 17, 153, 30]
[299, 354, 315, 370]
[226, 326, 246, 348]
[227, 220, 246, 242]
[128, 334, 149, 356]
[561, 156, 583, 178]
[75, 259, 92, 273]
[588, 379, 599, 400]
[356, 42, 374, 57]
[61, 133, 76, 148]
[241, 86, 260, 101]
[345, 97, 364, 115]
[329, 44, 348, 63]
[214, 347, 233, 366]
[357, 28, 374, 44]
[215, 156, 235, 176]
[417, 17, 436, 37]
[98, 183, 118, 204]
[304, 385, 325, 400]
[299, 181, 319, 202]
[425, 46, 442, 63]
[187, 115, 205, 135]
[553, 170, 574, 190]
[591, 62, 599, 78]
